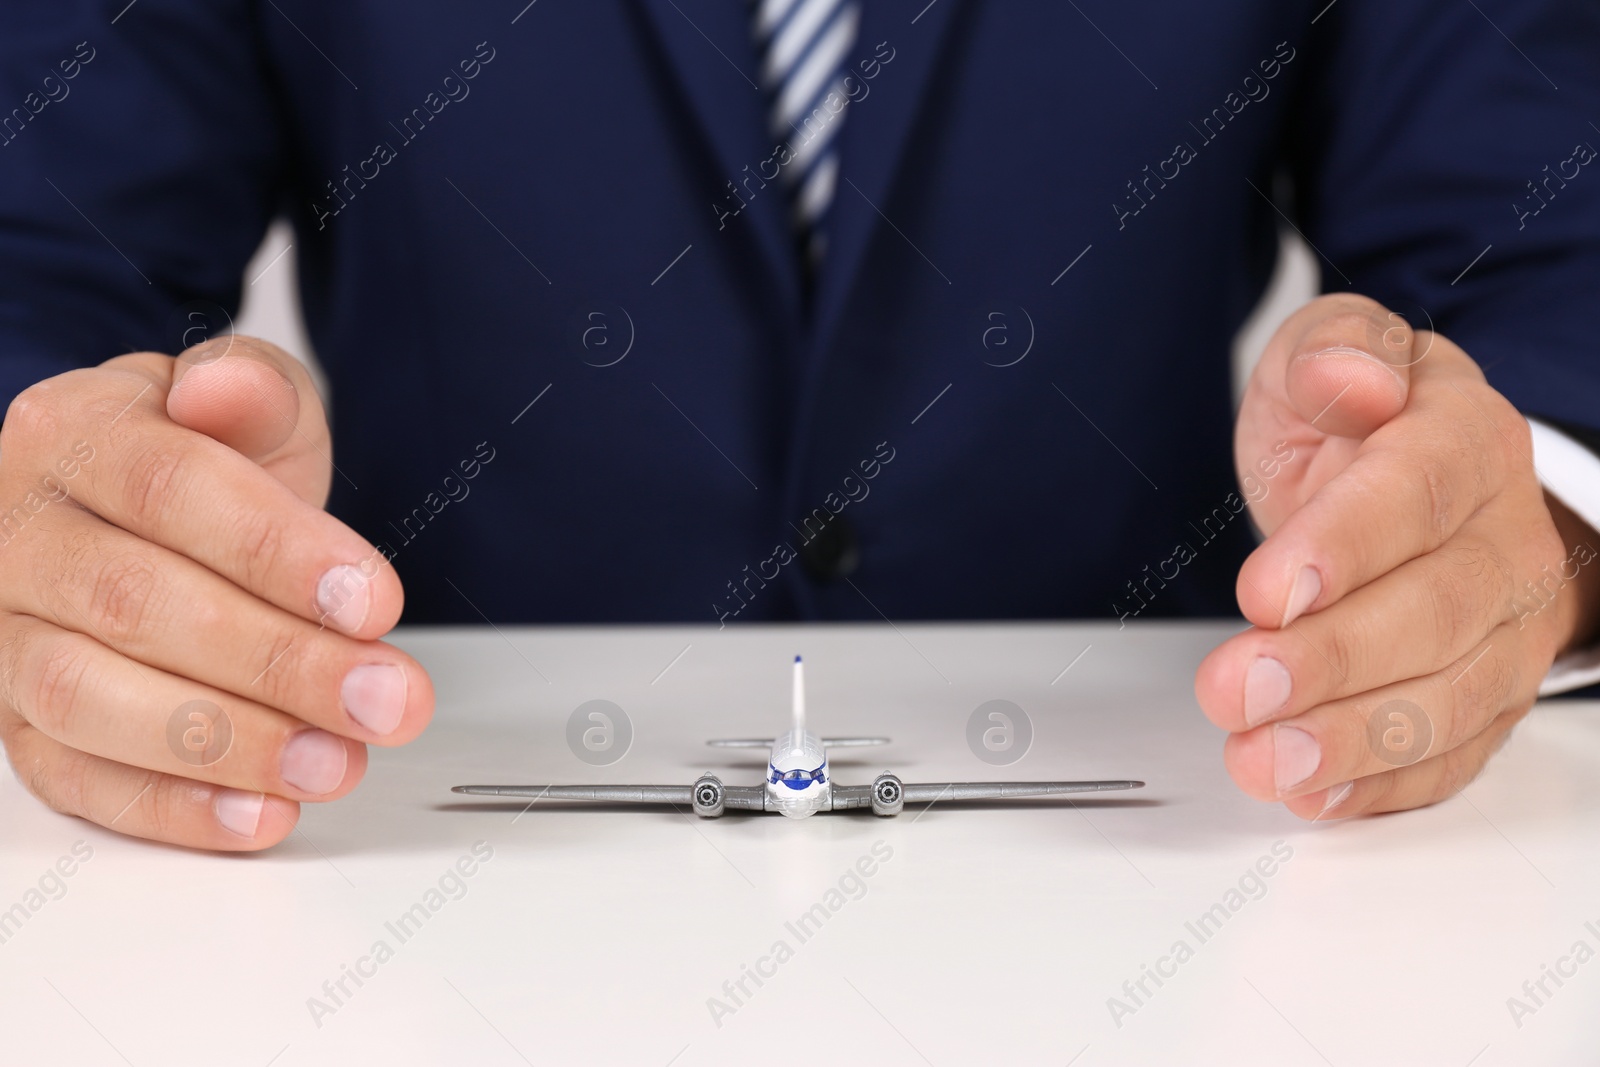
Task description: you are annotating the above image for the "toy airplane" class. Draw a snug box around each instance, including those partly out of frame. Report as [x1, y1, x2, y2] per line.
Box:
[452, 656, 1144, 819]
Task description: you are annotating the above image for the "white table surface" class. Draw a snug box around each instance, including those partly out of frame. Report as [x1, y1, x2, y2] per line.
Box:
[3, 621, 1598, 1067]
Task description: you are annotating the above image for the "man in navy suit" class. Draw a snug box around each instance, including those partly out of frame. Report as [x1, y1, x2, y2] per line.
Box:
[0, 0, 1597, 849]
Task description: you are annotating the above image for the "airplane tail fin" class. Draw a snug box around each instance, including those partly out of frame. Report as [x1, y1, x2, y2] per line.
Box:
[792, 655, 806, 735]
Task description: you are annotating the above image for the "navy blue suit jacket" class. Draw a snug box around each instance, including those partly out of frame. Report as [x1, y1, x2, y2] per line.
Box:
[1, 1, 1598, 625]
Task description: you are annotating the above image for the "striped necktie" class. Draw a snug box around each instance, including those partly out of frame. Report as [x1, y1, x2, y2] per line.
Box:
[752, 0, 862, 275]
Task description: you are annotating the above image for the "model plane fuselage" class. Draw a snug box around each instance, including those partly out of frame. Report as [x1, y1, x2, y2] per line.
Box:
[766, 727, 830, 818]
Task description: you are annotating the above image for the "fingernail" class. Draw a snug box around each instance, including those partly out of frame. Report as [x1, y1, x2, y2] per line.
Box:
[1316, 780, 1354, 819]
[1274, 724, 1321, 794]
[1301, 345, 1407, 390]
[315, 566, 371, 633]
[1244, 656, 1292, 727]
[1282, 566, 1322, 627]
[316, 564, 372, 634]
[281, 730, 348, 795]
[341, 664, 407, 736]
[215, 789, 265, 837]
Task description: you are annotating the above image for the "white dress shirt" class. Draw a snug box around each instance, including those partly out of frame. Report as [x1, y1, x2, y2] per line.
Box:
[1528, 418, 1600, 694]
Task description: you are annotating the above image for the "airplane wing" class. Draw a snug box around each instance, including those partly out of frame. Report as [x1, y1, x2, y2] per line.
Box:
[705, 739, 774, 748]
[901, 780, 1143, 802]
[820, 737, 890, 747]
[451, 783, 767, 811]
[830, 778, 1144, 811]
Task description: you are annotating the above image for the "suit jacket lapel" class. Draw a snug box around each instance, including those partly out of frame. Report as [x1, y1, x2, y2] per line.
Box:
[629, 0, 803, 326]
[810, 0, 965, 353]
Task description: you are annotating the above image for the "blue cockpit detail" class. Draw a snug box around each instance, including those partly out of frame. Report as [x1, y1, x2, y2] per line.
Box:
[769, 762, 827, 789]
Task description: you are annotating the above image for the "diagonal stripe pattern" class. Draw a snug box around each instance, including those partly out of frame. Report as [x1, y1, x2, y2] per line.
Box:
[752, 0, 861, 272]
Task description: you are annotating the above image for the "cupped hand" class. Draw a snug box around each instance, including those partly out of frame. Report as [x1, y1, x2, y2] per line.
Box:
[0, 335, 433, 849]
[1196, 294, 1600, 819]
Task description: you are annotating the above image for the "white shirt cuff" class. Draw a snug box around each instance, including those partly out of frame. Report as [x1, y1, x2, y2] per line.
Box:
[1528, 417, 1600, 695]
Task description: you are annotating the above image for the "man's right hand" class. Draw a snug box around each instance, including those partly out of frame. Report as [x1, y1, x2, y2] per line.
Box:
[0, 336, 433, 850]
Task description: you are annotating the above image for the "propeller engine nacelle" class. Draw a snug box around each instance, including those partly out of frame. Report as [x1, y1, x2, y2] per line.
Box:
[692, 774, 726, 818]
[871, 773, 904, 817]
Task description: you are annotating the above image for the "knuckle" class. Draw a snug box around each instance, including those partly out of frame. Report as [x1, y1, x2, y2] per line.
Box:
[1, 380, 65, 452]
[0, 617, 33, 716]
[120, 441, 189, 531]
[41, 744, 94, 817]
[23, 634, 92, 740]
[7, 723, 95, 820]
[1445, 648, 1517, 749]
[1413, 458, 1456, 548]
[1427, 544, 1506, 652]
[134, 772, 183, 837]
[247, 629, 308, 710]
[233, 508, 291, 594]
[84, 550, 164, 646]
[1316, 612, 1363, 688]
[0, 713, 48, 803]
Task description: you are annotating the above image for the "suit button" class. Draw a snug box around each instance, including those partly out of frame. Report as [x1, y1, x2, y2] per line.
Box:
[798, 514, 859, 583]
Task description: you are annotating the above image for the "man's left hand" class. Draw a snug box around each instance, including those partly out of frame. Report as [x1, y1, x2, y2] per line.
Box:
[1195, 294, 1600, 819]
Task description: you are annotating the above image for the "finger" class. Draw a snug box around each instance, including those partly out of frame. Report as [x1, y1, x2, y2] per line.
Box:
[8, 364, 401, 638]
[1236, 344, 1531, 630]
[9, 507, 432, 743]
[0, 614, 368, 800]
[1280, 293, 1416, 440]
[162, 335, 332, 507]
[1282, 704, 1527, 821]
[1, 710, 299, 851]
[1198, 503, 1548, 731]
[1219, 619, 1534, 802]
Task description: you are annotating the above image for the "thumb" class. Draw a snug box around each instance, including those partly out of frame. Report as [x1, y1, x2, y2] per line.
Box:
[165, 335, 334, 507]
[1281, 294, 1418, 440]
